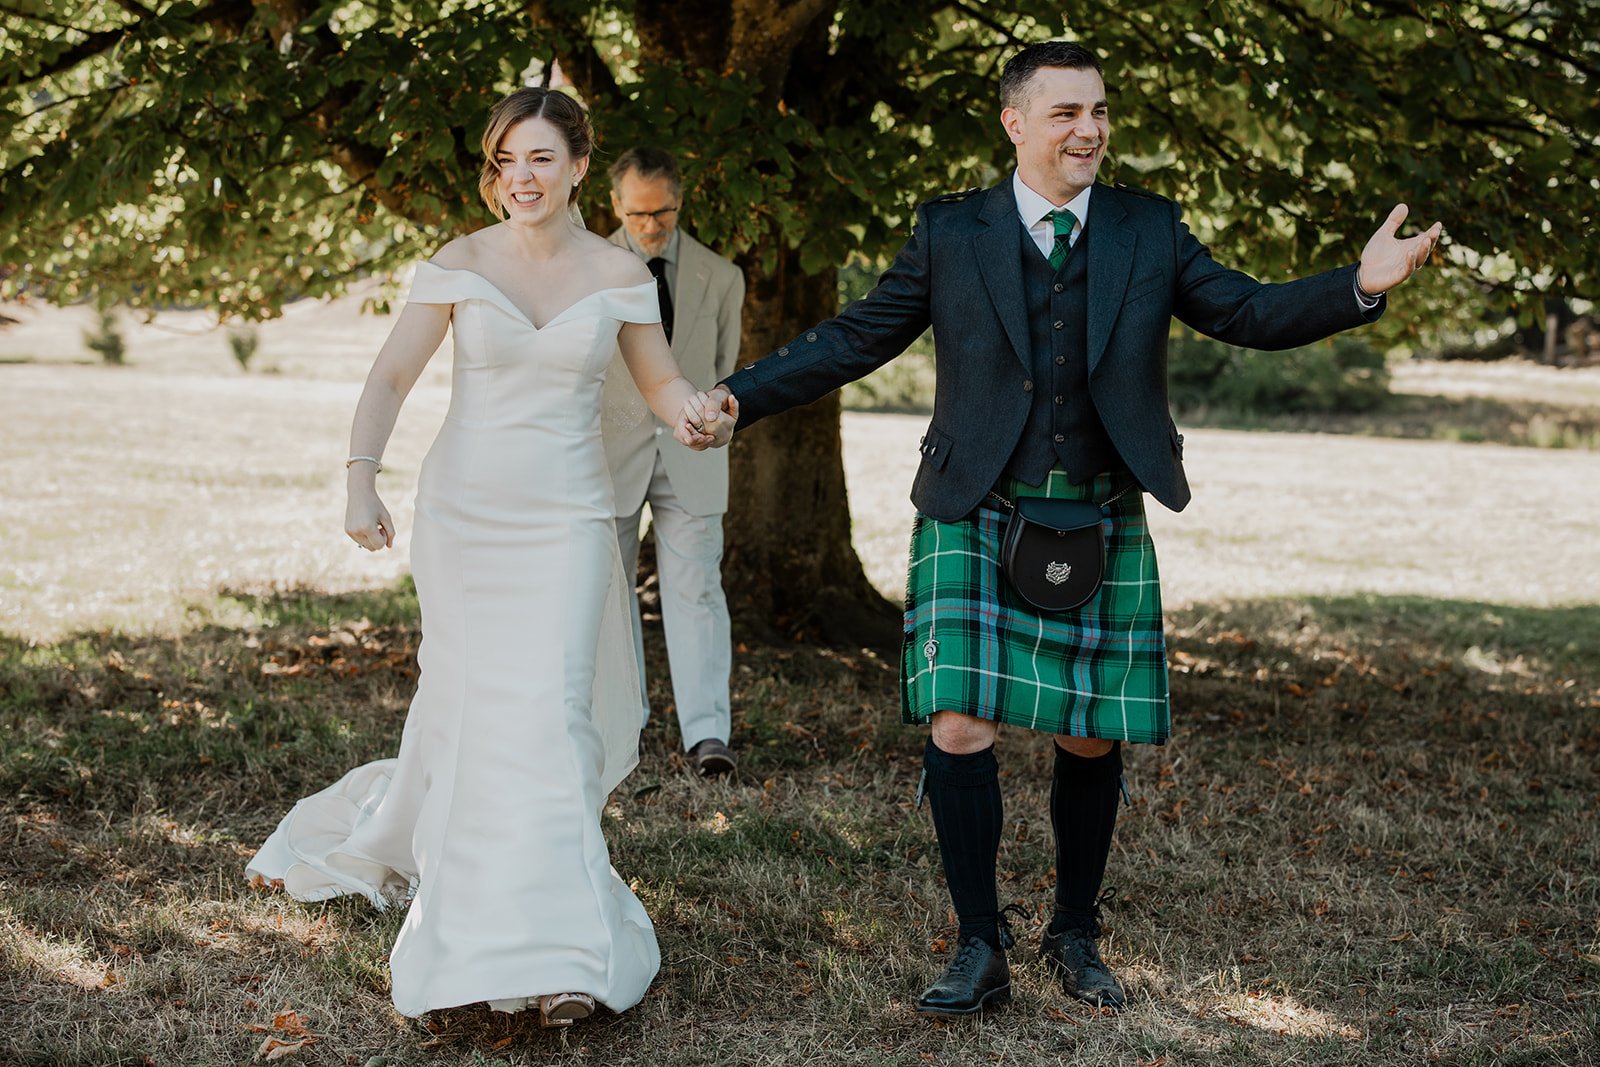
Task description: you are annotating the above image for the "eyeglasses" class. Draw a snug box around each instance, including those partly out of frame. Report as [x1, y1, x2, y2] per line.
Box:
[623, 206, 680, 222]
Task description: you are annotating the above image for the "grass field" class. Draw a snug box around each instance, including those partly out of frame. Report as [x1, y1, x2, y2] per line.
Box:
[1, 303, 1598, 1066]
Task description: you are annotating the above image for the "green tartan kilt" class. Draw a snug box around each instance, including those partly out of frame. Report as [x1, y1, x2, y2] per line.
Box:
[900, 468, 1171, 744]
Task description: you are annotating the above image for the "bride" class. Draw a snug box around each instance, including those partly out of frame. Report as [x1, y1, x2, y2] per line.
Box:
[246, 87, 734, 1025]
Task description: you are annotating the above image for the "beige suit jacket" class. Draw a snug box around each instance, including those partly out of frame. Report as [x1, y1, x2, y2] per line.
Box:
[604, 227, 744, 517]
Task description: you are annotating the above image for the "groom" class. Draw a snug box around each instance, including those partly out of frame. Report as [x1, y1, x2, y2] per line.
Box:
[696, 40, 1439, 1015]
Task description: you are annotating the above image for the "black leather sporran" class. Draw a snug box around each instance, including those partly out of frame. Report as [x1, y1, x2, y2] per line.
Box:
[992, 484, 1133, 612]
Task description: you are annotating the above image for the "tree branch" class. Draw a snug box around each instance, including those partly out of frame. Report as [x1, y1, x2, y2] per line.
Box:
[522, 0, 620, 105]
[2, 28, 127, 87]
[3, 0, 254, 88]
[727, 0, 836, 96]
[0, 1, 100, 32]
[1362, 0, 1600, 82]
[21, 79, 131, 117]
[948, 0, 1026, 48]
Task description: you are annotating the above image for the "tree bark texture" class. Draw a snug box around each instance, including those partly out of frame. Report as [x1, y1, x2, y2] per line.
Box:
[594, 0, 897, 645]
[722, 255, 899, 647]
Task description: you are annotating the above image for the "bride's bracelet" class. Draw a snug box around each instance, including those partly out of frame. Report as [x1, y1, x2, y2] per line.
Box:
[346, 456, 384, 473]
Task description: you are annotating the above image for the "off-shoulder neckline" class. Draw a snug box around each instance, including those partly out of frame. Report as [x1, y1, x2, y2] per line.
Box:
[413, 261, 656, 331]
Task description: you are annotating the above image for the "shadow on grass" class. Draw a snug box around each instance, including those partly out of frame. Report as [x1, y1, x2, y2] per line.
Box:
[1, 584, 1596, 1065]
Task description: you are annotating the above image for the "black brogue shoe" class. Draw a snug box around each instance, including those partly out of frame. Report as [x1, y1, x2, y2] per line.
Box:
[1040, 921, 1126, 1010]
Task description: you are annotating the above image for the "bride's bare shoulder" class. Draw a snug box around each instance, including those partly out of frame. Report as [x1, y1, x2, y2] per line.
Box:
[580, 237, 652, 288]
[428, 228, 500, 271]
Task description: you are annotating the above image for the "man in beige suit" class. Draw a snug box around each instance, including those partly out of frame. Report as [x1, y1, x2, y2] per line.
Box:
[605, 148, 745, 776]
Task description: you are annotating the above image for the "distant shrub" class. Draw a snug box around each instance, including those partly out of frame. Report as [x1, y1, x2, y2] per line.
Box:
[227, 324, 259, 371]
[1168, 332, 1391, 415]
[841, 259, 935, 412]
[83, 308, 125, 365]
[844, 350, 936, 413]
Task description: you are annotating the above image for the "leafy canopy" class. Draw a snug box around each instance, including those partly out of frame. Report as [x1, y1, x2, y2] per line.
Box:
[3, 1, 1594, 332]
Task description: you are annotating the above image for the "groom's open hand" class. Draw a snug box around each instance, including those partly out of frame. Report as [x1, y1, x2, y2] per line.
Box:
[1358, 203, 1443, 295]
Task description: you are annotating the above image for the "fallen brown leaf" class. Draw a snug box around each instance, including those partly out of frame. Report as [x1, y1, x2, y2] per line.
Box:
[257, 1036, 317, 1061]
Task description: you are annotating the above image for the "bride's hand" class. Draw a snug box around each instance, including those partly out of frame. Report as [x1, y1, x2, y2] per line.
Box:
[675, 390, 736, 450]
[345, 487, 396, 551]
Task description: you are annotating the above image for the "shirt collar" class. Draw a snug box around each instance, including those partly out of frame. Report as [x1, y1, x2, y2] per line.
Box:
[1012, 170, 1094, 230]
[622, 226, 680, 264]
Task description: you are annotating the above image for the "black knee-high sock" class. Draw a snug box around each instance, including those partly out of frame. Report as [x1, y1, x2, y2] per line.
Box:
[1050, 741, 1122, 935]
[923, 737, 1004, 950]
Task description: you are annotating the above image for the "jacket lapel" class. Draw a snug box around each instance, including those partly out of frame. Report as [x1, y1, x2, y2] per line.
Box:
[1086, 185, 1134, 375]
[671, 234, 711, 357]
[975, 181, 1032, 372]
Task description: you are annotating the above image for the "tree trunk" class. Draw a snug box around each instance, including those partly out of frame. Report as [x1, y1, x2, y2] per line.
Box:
[562, 0, 894, 646]
[721, 251, 899, 648]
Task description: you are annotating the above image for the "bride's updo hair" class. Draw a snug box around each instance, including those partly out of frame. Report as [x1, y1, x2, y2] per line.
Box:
[477, 87, 595, 218]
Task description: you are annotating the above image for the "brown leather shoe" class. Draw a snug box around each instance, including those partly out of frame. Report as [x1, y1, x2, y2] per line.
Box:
[688, 738, 736, 777]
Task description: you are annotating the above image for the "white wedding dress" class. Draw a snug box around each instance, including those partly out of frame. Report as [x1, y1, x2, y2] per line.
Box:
[246, 262, 662, 1017]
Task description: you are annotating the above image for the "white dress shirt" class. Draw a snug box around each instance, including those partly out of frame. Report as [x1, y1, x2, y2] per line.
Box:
[1013, 171, 1093, 258]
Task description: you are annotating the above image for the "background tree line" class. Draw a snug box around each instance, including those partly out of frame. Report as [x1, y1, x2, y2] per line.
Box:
[3, 0, 1595, 637]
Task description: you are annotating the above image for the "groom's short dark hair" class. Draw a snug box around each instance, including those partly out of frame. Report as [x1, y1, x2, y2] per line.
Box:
[1000, 41, 1104, 111]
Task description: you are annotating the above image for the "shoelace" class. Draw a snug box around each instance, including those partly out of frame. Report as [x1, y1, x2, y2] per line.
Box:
[1060, 926, 1107, 967]
[997, 902, 1030, 950]
[944, 936, 993, 981]
[1052, 886, 1118, 941]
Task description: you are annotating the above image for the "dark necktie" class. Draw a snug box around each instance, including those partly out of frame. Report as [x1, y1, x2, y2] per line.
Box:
[647, 256, 674, 343]
[1047, 209, 1077, 270]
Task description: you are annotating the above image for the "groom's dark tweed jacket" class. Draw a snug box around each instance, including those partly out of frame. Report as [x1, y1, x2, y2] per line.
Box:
[720, 177, 1385, 522]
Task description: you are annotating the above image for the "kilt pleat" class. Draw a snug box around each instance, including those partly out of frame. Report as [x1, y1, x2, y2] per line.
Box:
[900, 468, 1171, 744]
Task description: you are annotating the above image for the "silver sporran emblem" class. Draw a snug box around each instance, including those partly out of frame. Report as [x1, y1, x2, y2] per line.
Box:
[1045, 561, 1072, 585]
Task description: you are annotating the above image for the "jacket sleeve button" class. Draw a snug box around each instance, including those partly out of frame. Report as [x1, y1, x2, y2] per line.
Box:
[778, 346, 790, 357]
[806, 331, 819, 342]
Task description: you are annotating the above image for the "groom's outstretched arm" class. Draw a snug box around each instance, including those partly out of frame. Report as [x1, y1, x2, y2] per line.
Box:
[716, 208, 936, 429]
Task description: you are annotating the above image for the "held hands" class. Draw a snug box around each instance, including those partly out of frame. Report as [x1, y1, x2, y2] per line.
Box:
[674, 386, 738, 450]
[1357, 203, 1443, 295]
[345, 486, 395, 552]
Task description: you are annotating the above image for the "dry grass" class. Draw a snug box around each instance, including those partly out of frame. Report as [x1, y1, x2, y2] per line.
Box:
[3, 590, 1596, 1066]
[2, 304, 1598, 1065]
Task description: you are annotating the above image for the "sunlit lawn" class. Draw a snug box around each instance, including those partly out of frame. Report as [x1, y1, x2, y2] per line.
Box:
[1, 315, 1597, 1065]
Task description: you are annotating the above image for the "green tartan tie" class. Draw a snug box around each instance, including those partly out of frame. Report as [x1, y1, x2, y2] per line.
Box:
[1048, 208, 1077, 270]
